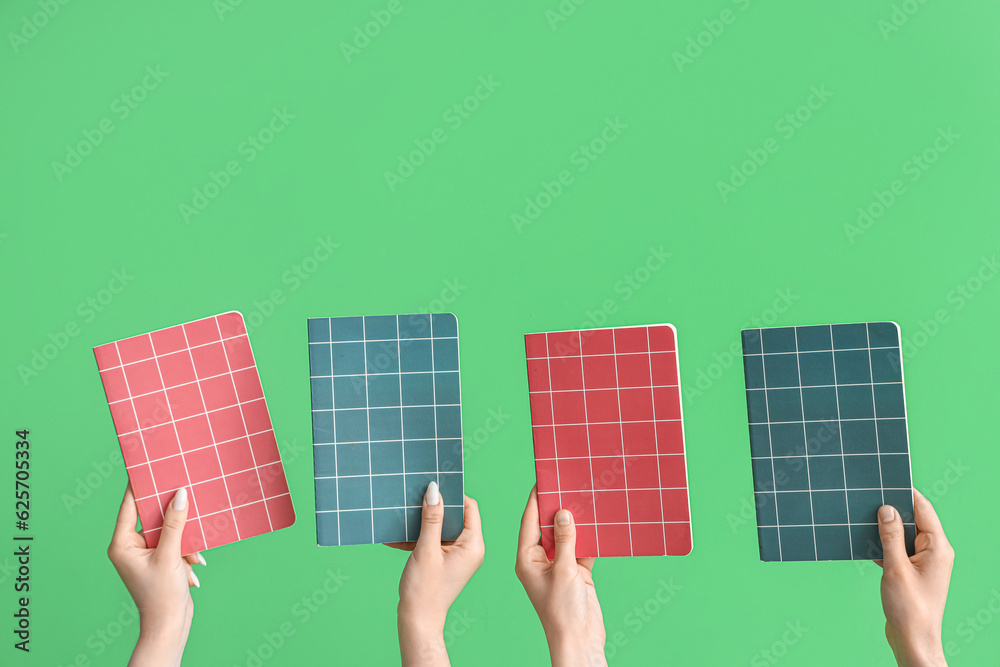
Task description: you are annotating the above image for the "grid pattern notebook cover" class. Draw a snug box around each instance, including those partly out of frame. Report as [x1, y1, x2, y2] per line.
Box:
[94, 312, 295, 555]
[525, 324, 692, 559]
[308, 313, 464, 546]
[741, 322, 916, 562]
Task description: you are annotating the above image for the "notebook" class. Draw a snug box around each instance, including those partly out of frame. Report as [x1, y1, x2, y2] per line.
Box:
[308, 313, 464, 545]
[94, 311, 295, 554]
[741, 322, 916, 561]
[525, 324, 692, 558]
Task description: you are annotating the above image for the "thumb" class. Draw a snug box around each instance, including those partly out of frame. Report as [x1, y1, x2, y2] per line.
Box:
[414, 481, 444, 553]
[552, 509, 577, 571]
[154, 487, 189, 561]
[877, 504, 909, 570]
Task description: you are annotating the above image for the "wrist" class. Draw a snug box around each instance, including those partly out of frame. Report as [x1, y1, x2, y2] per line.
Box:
[546, 631, 607, 667]
[131, 632, 187, 667]
[398, 604, 448, 667]
[891, 633, 947, 667]
[397, 601, 447, 636]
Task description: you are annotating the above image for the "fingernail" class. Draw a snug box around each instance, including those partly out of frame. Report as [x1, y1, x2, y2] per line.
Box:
[196, 553, 207, 567]
[189, 570, 201, 588]
[172, 487, 188, 511]
[425, 481, 440, 506]
[556, 510, 571, 526]
[879, 506, 895, 523]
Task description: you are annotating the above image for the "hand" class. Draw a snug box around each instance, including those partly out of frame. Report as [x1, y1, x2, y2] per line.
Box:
[108, 484, 205, 667]
[515, 486, 606, 667]
[393, 482, 485, 667]
[876, 488, 954, 667]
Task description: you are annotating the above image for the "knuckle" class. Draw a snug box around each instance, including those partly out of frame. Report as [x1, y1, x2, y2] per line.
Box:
[882, 525, 904, 542]
[554, 532, 575, 545]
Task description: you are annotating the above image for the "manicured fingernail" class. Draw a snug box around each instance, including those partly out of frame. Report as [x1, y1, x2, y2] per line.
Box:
[879, 506, 895, 523]
[189, 571, 200, 588]
[556, 510, 571, 526]
[425, 481, 440, 506]
[196, 553, 207, 567]
[172, 487, 188, 511]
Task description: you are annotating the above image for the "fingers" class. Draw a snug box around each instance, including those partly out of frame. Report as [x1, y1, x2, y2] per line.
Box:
[517, 486, 541, 553]
[578, 557, 596, 572]
[154, 487, 189, 562]
[414, 481, 444, 553]
[462, 495, 483, 535]
[184, 552, 207, 567]
[186, 563, 201, 589]
[552, 509, 578, 571]
[912, 488, 947, 539]
[876, 505, 910, 571]
[112, 483, 138, 544]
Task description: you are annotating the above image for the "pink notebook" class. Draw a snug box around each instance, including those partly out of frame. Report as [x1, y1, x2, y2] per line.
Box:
[94, 312, 295, 554]
[525, 324, 692, 558]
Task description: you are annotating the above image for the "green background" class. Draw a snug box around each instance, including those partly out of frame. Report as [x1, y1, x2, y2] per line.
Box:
[2, 0, 998, 664]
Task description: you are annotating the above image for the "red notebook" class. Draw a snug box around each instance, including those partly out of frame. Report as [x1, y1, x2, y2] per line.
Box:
[94, 312, 295, 555]
[525, 324, 692, 558]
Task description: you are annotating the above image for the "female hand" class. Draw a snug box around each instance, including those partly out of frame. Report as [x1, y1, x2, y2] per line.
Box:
[877, 488, 954, 667]
[515, 486, 606, 667]
[394, 482, 485, 667]
[108, 484, 205, 667]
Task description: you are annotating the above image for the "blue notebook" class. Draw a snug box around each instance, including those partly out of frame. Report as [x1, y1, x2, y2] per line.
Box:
[308, 313, 464, 546]
[741, 322, 916, 561]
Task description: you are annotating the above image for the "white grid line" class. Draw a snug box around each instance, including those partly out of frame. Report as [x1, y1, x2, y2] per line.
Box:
[577, 337, 601, 556]
[609, 331, 634, 556]
[361, 318, 376, 543]
[396, 316, 408, 541]
[98, 332, 251, 372]
[543, 334, 565, 553]
[104, 365, 257, 403]
[746, 324, 917, 561]
[113, 341, 164, 523]
[213, 316, 274, 534]
[309, 316, 465, 545]
[140, 492, 292, 532]
[149, 334, 210, 551]
[866, 323, 887, 511]
[646, 327, 668, 555]
[179, 324, 241, 542]
[756, 331, 782, 561]
[793, 327, 819, 560]
[742, 346, 898, 355]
